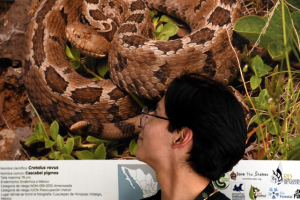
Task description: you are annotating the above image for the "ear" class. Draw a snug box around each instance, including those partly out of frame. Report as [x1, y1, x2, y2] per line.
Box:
[172, 127, 193, 149]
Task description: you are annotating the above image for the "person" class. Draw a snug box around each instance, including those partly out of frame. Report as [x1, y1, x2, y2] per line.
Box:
[135, 73, 247, 200]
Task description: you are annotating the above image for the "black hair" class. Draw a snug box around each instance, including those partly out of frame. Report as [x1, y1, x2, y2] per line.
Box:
[164, 73, 247, 180]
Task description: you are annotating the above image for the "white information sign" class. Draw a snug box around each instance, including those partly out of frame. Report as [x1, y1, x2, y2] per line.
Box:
[0, 160, 300, 200]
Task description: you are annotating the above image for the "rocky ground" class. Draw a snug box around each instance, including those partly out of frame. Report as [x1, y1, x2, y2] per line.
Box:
[0, 0, 49, 160]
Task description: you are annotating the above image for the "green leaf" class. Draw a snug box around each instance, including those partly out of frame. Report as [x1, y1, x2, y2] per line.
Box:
[41, 157, 48, 160]
[57, 135, 64, 149]
[30, 157, 38, 160]
[286, 0, 300, 11]
[96, 59, 109, 78]
[250, 76, 261, 90]
[160, 23, 179, 37]
[129, 138, 138, 156]
[247, 89, 270, 111]
[25, 136, 41, 145]
[65, 138, 74, 155]
[262, 16, 268, 21]
[251, 55, 268, 77]
[152, 17, 159, 29]
[49, 151, 61, 160]
[71, 61, 83, 70]
[25, 131, 46, 145]
[60, 154, 75, 160]
[264, 2, 293, 59]
[149, 9, 154, 19]
[268, 121, 281, 136]
[50, 121, 59, 141]
[45, 139, 56, 148]
[34, 123, 40, 134]
[38, 122, 48, 140]
[292, 12, 300, 38]
[60, 147, 67, 154]
[242, 65, 249, 73]
[156, 24, 164, 33]
[86, 136, 116, 145]
[257, 89, 270, 110]
[86, 136, 103, 143]
[154, 32, 160, 39]
[250, 115, 268, 125]
[148, 9, 158, 19]
[158, 34, 169, 41]
[234, 16, 274, 49]
[159, 15, 176, 23]
[75, 150, 95, 160]
[74, 135, 82, 147]
[249, 185, 254, 200]
[109, 149, 118, 155]
[234, 2, 293, 60]
[65, 45, 75, 60]
[268, 42, 284, 60]
[36, 131, 46, 141]
[287, 137, 300, 159]
[256, 126, 266, 139]
[264, 64, 273, 72]
[71, 46, 80, 60]
[94, 144, 106, 159]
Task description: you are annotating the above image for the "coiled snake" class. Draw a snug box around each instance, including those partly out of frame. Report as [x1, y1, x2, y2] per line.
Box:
[23, 0, 242, 139]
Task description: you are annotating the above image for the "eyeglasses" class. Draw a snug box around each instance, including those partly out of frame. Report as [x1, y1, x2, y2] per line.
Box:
[139, 106, 169, 128]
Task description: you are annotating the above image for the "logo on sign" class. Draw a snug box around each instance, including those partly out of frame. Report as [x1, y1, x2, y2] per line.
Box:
[249, 185, 260, 200]
[232, 183, 245, 200]
[284, 174, 293, 179]
[294, 189, 300, 199]
[283, 173, 300, 185]
[233, 184, 244, 192]
[249, 185, 266, 199]
[213, 173, 230, 190]
[269, 188, 280, 199]
[270, 163, 283, 185]
[280, 191, 293, 198]
[231, 171, 237, 180]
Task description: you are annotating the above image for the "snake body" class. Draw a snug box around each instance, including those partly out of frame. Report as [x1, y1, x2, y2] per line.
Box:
[23, 0, 242, 139]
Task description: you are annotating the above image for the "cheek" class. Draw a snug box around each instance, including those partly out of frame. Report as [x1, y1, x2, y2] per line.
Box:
[144, 124, 172, 147]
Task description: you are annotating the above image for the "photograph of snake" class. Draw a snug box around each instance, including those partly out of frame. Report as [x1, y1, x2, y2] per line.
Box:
[0, 0, 299, 161]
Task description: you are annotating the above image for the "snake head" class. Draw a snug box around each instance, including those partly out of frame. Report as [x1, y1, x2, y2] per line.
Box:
[66, 21, 111, 58]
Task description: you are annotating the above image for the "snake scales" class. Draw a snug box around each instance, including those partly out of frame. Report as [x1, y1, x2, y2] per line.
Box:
[23, 0, 243, 139]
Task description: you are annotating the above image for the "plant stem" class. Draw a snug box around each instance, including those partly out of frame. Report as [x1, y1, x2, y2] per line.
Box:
[127, 91, 144, 108]
[28, 98, 42, 123]
[28, 98, 54, 152]
[84, 65, 104, 80]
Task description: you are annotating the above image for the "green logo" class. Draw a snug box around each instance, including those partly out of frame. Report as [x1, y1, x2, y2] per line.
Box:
[249, 185, 260, 200]
[202, 192, 208, 198]
[213, 173, 230, 190]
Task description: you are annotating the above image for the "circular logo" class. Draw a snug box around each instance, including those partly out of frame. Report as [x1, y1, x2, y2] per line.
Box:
[230, 171, 237, 180]
[213, 173, 230, 190]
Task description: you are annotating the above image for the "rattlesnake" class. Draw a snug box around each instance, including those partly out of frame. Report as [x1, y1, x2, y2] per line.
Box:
[23, 0, 243, 139]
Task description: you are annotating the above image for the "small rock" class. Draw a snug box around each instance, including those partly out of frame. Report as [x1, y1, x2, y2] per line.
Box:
[0, 0, 34, 62]
[3, 66, 24, 87]
[25, 103, 36, 118]
[0, 129, 22, 160]
[14, 126, 32, 141]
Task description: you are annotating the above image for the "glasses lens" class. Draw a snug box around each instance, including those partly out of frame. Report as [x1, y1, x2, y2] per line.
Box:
[140, 106, 148, 127]
[142, 106, 148, 113]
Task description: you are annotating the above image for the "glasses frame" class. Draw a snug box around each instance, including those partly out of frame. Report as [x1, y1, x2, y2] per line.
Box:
[140, 106, 169, 128]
